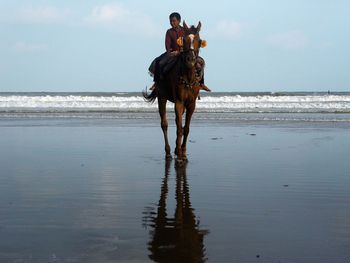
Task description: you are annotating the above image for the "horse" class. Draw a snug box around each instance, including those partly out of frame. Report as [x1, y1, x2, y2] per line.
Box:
[143, 21, 207, 161]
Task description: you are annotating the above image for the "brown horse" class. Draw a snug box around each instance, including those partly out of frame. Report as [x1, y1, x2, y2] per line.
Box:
[143, 21, 206, 161]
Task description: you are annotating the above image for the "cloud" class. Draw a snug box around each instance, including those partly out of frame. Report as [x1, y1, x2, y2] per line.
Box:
[267, 30, 309, 49]
[208, 20, 245, 40]
[86, 4, 129, 24]
[13, 42, 48, 53]
[14, 6, 70, 24]
[83, 3, 159, 37]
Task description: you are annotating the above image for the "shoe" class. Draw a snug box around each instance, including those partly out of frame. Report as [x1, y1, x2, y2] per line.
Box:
[200, 84, 211, 92]
[149, 83, 157, 91]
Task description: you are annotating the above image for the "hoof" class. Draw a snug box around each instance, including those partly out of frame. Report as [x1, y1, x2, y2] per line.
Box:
[165, 154, 172, 160]
[175, 157, 184, 164]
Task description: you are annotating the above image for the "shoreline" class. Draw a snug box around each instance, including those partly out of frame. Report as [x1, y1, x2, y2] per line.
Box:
[1, 112, 350, 130]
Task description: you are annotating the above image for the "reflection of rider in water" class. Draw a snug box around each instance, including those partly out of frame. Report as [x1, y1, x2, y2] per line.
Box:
[143, 159, 209, 263]
[149, 12, 211, 93]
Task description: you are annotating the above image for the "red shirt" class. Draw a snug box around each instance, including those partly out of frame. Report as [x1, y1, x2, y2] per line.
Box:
[165, 27, 184, 52]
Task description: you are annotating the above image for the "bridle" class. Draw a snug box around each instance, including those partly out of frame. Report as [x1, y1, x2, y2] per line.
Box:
[179, 45, 201, 90]
[175, 26, 206, 91]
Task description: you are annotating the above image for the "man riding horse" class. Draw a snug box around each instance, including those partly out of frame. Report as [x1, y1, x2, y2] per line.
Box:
[144, 13, 209, 161]
[149, 12, 211, 93]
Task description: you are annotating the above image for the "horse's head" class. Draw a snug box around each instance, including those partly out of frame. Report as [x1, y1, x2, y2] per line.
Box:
[177, 21, 207, 68]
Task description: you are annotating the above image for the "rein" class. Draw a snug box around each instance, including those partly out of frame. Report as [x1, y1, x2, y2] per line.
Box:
[178, 50, 201, 91]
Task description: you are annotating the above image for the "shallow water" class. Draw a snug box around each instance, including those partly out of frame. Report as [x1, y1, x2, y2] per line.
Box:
[1, 119, 350, 262]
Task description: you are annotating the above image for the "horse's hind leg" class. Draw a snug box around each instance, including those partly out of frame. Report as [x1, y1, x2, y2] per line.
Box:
[158, 98, 171, 159]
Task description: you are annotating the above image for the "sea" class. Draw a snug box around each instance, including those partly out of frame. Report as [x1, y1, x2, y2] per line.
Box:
[1, 91, 350, 125]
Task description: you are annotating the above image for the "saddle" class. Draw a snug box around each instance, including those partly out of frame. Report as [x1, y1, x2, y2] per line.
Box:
[148, 52, 179, 81]
[149, 53, 205, 82]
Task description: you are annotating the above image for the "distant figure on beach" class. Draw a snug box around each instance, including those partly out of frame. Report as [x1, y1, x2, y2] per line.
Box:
[148, 12, 211, 93]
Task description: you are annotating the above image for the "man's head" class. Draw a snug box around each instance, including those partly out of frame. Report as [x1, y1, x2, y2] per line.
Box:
[169, 12, 181, 28]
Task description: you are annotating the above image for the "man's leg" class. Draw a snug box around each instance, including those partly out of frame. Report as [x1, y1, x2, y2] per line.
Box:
[197, 56, 211, 92]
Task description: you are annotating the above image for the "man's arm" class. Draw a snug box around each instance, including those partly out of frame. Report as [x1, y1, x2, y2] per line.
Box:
[165, 29, 180, 56]
[165, 29, 172, 52]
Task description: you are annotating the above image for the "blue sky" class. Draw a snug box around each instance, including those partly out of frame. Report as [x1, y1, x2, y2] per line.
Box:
[0, 0, 349, 92]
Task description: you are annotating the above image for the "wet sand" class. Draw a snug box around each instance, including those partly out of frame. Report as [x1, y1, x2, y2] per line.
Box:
[1, 118, 350, 263]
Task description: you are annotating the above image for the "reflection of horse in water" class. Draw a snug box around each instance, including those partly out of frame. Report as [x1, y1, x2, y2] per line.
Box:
[143, 159, 208, 263]
[143, 22, 206, 161]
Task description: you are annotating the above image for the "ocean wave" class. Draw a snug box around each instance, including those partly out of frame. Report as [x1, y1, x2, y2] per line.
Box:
[1, 94, 350, 113]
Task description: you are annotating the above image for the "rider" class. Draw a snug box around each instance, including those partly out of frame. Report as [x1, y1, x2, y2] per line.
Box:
[149, 12, 210, 92]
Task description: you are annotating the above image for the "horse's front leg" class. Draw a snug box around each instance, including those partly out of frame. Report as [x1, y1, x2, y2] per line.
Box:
[174, 102, 185, 160]
[158, 98, 171, 159]
[182, 104, 195, 160]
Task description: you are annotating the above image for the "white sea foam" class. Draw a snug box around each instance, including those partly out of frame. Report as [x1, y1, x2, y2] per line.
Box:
[196, 95, 350, 112]
[1, 94, 350, 113]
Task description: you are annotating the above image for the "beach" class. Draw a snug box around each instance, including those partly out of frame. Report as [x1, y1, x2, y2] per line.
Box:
[1, 113, 350, 263]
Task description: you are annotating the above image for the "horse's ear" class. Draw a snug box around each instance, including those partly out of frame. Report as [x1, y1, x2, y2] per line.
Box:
[183, 21, 189, 30]
[197, 21, 202, 32]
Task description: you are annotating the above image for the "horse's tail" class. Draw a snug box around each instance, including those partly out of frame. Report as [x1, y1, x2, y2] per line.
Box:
[142, 86, 158, 103]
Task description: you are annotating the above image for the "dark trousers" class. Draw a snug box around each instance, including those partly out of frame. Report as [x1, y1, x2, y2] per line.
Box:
[149, 54, 206, 84]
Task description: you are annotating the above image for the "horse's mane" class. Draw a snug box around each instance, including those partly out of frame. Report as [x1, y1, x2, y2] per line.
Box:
[186, 26, 199, 35]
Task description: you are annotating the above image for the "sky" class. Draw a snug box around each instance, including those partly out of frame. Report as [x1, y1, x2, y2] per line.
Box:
[0, 0, 349, 92]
